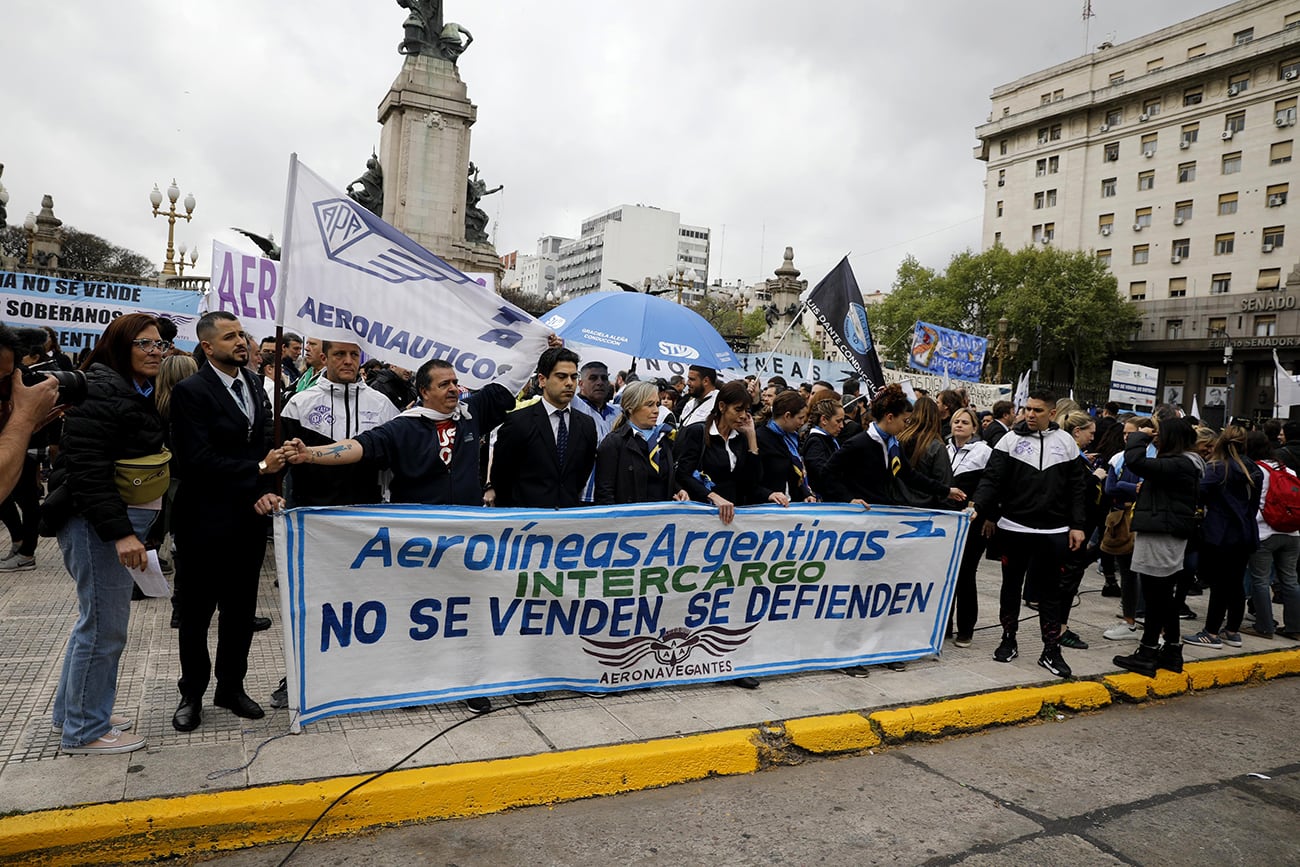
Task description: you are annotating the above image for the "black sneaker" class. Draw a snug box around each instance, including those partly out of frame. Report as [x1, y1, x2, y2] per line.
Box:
[269, 678, 288, 709]
[466, 696, 491, 714]
[993, 633, 1018, 663]
[1101, 580, 1121, 598]
[840, 666, 872, 678]
[1038, 647, 1072, 679]
[1178, 604, 1197, 620]
[1059, 630, 1090, 650]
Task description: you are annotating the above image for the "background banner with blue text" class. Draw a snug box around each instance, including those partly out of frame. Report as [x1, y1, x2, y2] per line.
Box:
[275, 502, 966, 729]
[907, 321, 988, 382]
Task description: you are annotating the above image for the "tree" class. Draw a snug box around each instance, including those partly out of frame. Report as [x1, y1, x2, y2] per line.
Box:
[872, 245, 1140, 390]
[0, 225, 156, 278]
[688, 295, 766, 343]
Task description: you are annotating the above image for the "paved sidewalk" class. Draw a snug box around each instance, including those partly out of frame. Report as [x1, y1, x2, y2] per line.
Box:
[2, 534, 1290, 818]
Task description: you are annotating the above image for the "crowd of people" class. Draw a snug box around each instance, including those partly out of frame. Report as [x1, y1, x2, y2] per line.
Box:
[8, 311, 1300, 756]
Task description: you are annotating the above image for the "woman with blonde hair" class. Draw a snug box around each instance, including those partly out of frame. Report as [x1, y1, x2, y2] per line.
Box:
[594, 380, 684, 505]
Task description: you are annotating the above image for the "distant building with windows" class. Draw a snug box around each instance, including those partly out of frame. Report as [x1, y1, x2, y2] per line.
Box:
[975, 0, 1300, 423]
[554, 204, 710, 304]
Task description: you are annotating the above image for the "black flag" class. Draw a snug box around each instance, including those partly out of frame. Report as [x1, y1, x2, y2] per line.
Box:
[803, 256, 885, 395]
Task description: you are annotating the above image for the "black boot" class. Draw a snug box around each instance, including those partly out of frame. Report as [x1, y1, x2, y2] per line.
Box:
[1113, 643, 1159, 678]
[1156, 642, 1184, 673]
[1101, 578, 1121, 598]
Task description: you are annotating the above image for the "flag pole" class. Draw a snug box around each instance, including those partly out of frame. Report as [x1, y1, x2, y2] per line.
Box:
[271, 154, 300, 455]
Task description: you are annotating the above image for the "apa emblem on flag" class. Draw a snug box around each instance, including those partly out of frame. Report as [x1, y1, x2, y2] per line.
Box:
[310, 195, 474, 286]
[843, 303, 874, 354]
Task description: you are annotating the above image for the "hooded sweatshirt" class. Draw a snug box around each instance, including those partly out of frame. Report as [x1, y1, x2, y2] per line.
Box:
[282, 377, 399, 506]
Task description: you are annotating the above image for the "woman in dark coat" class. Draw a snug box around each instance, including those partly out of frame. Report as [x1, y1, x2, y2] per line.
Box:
[755, 390, 816, 504]
[595, 381, 686, 505]
[50, 314, 168, 755]
[801, 397, 844, 500]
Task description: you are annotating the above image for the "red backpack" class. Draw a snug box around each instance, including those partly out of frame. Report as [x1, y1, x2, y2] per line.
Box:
[1257, 461, 1300, 533]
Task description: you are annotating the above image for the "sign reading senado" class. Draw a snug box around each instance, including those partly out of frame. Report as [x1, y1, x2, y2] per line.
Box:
[274, 502, 967, 728]
[1240, 294, 1296, 312]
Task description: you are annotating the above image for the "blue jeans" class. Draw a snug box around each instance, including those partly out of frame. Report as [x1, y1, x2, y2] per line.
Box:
[1247, 533, 1300, 635]
[52, 507, 157, 747]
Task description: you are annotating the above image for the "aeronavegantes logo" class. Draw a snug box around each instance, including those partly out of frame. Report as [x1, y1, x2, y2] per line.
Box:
[581, 623, 758, 685]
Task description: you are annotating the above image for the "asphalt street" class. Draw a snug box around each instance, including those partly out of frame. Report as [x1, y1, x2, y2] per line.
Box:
[186, 676, 1300, 867]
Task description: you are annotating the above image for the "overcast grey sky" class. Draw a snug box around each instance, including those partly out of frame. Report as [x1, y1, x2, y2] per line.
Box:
[2, 0, 1231, 294]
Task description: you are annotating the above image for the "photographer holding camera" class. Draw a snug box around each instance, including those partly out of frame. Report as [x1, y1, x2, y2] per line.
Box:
[0, 325, 62, 504]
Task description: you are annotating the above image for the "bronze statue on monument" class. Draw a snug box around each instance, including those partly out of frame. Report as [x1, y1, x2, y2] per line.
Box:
[347, 151, 384, 217]
[464, 162, 502, 244]
[397, 0, 473, 62]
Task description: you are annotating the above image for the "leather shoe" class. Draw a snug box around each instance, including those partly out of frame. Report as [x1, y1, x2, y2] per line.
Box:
[214, 690, 265, 719]
[252, 616, 272, 632]
[172, 697, 202, 732]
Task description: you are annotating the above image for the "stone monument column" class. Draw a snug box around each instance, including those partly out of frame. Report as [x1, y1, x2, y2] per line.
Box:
[377, 55, 502, 283]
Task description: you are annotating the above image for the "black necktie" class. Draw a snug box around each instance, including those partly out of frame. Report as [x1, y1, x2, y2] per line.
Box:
[232, 378, 250, 420]
[556, 409, 569, 464]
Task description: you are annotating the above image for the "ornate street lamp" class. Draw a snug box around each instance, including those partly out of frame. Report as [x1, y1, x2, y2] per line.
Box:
[175, 241, 200, 277]
[990, 316, 1019, 381]
[150, 179, 196, 276]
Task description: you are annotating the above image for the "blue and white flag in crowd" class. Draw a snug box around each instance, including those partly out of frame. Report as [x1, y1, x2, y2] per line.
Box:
[203, 239, 280, 340]
[275, 156, 551, 392]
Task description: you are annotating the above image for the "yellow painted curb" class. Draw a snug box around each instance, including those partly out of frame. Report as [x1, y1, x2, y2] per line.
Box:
[784, 712, 880, 754]
[1185, 657, 1255, 690]
[1255, 647, 1300, 679]
[0, 729, 760, 866]
[1104, 669, 1190, 700]
[869, 682, 1112, 740]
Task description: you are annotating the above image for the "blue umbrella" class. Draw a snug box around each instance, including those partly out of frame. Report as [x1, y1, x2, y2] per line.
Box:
[541, 291, 737, 369]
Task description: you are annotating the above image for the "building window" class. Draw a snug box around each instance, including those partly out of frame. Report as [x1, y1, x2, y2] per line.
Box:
[1287, 12, 1300, 29]
[1034, 191, 1045, 209]
[1271, 140, 1294, 165]
[1218, 192, 1239, 215]
[1097, 248, 1112, 267]
[1178, 161, 1197, 182]
[1138, 170, 1155, 191]
[1041, 94, 1052, 106]
[1208, 317, 1227, 336]
[1258, 268, 1283, 290]
[997, 169, 1006, 187]
[1147, 58, 1164, 73]
[1211, 273, 1232, 294]
[1166, 319, 1184, 339]
[1175, 200, 1194, 222]
[1043, 222, 1055, 242]
[1047, 155, 1059, 173]
[999, 139, 1008, 156]
[1099, 213, 1115, 234]
[1141, 132, 1158, 155]
[1255, 314, 1277, 337]
[1109, 71, 1125, 86]
[1283, 57, 1300, 80]
[1222, 152, 1242, 174]
[1184, 87, 1203, 106]
[1101, 177, 1117, 197]
[1277, 98, 1298, 126]
[1036, 158, 1048, 176]
[1228, 73, 1250, 95]
[996, 200, 1004, 217]
[1105, 108, 1123, 126]
[1104, 142, 1120, 162]
[1233, 28, 1254, 45]
[1143, 98, 1162, 116]
[1169, 277, 1187, 297]
[1133, 244, 1150, 265]
[1130, 281, 1147, 300]
[994, 231, 1002, 245]
[1225, 111, 1246, 133]
[1172, 238, 1190, 258]
[1188, 44, 1207, 60]
[1181, 122, 1199, 144]
[1267, 182, 1289, 205]
[1215, 232, 1235, 255]
[1046, 189, 1058, 207]
[1053, 89, 1065, 101]
[1037, 127, 1050, 145]
[1263, 225, 1285, 248]
[1135, 207, 1152, 228]
[1032, 224, 1044, 243]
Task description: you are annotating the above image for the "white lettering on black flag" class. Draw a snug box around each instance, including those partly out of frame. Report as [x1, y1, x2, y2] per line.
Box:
[276, 158, 550, 392]
[801, 256, 885, 395]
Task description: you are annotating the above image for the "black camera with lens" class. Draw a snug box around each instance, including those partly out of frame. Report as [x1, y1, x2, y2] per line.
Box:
[22, 360, 88, 406]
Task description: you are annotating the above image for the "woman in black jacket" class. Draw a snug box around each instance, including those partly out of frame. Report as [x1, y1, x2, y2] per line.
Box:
[675, 380, 787, 523]
[755, 390, 816, 504]
[50, 314, 168, 755]
[595, 381, 686, 505]
[1112, 417, 1204, 678]
[801, 397, 844, 499]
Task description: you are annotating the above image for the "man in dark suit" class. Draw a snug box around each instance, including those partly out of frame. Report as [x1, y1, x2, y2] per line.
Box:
[490, 346, 596, 509]
[983, 399, 1014, 448]
[170, 311, 286, 731]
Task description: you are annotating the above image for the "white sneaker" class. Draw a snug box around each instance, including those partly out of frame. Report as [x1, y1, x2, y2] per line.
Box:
[1103, 622, 1139, 641]
[0, 553, 35, 572]
[62, 728, 145, 755]
[52, 713, 133, 734]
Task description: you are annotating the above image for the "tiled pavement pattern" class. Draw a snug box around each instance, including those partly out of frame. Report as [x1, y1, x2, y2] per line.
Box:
[0, 534, 1289, 813]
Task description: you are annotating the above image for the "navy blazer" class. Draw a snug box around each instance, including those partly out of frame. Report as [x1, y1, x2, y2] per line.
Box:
[490, 399, 597, 508]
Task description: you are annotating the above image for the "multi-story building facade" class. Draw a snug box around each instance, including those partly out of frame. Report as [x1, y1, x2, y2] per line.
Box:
[976, 0, 1300, 424]
[554, 204, 710, 303]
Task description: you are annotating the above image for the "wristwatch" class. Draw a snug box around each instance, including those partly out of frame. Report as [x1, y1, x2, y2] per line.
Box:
[258, 460, 269, 475]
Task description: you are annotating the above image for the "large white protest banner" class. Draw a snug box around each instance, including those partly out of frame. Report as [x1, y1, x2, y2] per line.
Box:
[275, 502, 967, 729]
[204, 240, 279, 337]
[276, 157, 551, 393]
[0, 269, 202, 352]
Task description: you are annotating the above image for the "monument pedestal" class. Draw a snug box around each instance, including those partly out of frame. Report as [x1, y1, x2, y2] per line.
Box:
[378, 55, 502, 283]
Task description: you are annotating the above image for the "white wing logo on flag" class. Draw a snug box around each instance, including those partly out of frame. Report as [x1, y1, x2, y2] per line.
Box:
[311, 197, 475, 286]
